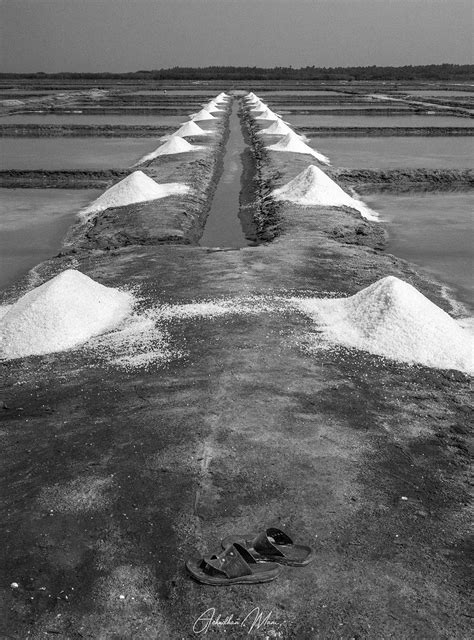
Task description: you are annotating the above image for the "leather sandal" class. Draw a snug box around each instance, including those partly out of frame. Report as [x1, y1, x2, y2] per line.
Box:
[185, 542, 281, 585]
[221, 527, 314, 567]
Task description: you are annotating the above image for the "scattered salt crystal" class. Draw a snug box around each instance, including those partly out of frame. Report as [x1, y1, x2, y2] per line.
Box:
[0, 269, 134, 360]
[266, 133, 330, 165]
[272, 165, 378, 220]
[295, 276, 473, 374]
[80, 171, 190, 217]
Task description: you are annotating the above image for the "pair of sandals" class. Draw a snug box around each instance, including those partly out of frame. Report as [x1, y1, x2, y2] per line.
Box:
[186, 527, 314, 586]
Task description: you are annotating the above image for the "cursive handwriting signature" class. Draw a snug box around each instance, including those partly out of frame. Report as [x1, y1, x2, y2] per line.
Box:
[193, 606, 280, 634]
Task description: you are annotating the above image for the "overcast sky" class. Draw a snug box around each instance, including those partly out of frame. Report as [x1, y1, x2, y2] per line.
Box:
[1, 0, 472, 73]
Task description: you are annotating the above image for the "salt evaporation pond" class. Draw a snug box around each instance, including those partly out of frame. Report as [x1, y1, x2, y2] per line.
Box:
[285, 114, 474, 128]
[0, 189, 101, 291]
[363, 191, 474, 312]
[0, 138, 157, 169]
[308, 137, 473, 169]
[404, 90, 474, 97]
[1, 113, 185, 126]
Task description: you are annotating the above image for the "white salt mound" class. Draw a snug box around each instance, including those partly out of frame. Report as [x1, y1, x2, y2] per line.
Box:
[257, 119, 298, 137]
[190, 109, 216, 121]
[80, 171, 189, 216]
[137, 136, 205, 163]
[215, 93, 229, 101]
[0, 270, 134, 360]
[203, 101, 224, 112]
[267, 133, 330, 165]
[272, 165, 378, 220]
[255, 108, 281, 120]
[297, 276, 473, 374]
[162, 120, 210, 139]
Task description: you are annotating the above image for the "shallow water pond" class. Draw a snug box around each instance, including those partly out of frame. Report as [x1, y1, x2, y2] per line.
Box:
[0, 188, 101, 292]
[364, 191, 474, 312]
[286, 114, 473, 128]
[0, 137, 159, 169]
[310, 137, 474, 169]
[0, 113, 186, 126]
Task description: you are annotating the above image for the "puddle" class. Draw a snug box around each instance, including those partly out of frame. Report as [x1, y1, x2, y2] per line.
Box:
[199, 100, 257, 248]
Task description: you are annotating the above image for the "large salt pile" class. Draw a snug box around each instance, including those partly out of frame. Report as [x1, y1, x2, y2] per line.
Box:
[161, 120, 210, 140]
[80, 171, 190, 217]
[0, 270, 134, 360]
[214, 92, 230, 102]
[190, 109, 216, 121]
[267, 133, 330, 165]
[203, 101, 224, 112]
[257, 119, 298, 137]
[255, 107, 281, 120]
[272, 165, 378, 220]
[136, 136, 205, 163]
[296, 276, 473, 374]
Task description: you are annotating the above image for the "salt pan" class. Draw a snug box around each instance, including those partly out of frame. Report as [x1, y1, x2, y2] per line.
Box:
[0, 269, 134, 360]
[296, 276, 473, 374]
[266, 133, 330, 165]
[136, 136, 206, 163]
[80, 171, 190, 216]
[272, 165, 378, 220]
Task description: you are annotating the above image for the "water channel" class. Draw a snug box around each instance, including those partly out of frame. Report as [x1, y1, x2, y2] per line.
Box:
[199, 99, 256, 248]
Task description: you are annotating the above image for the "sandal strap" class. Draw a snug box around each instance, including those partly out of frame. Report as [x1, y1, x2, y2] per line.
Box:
[253, 528, 293, 558]
[202, 543, 254, 579]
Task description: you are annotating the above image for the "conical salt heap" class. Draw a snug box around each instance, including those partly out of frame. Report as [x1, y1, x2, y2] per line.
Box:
[81, 171, 190, 217]
[190, 109, 216, 121]
[257, 119, 297, 137]
[137, 136, 205, 163]
[250, 101, 266, 113]
[255, 107, 282, 121]
[295, 276, 473, 374]
[214, 93, 230, 102]
[0, 269, 134, 360]
[266, 132, 330, 165]
[161, 120, 210, 140]
[203, 101, 224, 112]
[272, 165, 377, 220]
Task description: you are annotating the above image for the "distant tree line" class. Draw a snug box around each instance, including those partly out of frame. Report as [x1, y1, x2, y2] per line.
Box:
[1, 64, 472, 81]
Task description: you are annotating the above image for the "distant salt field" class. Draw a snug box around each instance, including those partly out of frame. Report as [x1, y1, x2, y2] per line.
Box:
[0, 137, 158, 169]
[403, 90, 474, 97]
[287, 114, 474, 127]
[0, 113, 185, 126]
[309, 136, 474, 168]
[0, 188, 101, 290]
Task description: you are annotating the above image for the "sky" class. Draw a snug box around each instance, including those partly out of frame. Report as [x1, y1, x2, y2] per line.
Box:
[1, 0, 472, 73]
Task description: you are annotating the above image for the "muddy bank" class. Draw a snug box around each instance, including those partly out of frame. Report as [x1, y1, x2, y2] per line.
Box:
[0, 124, 172, 138]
